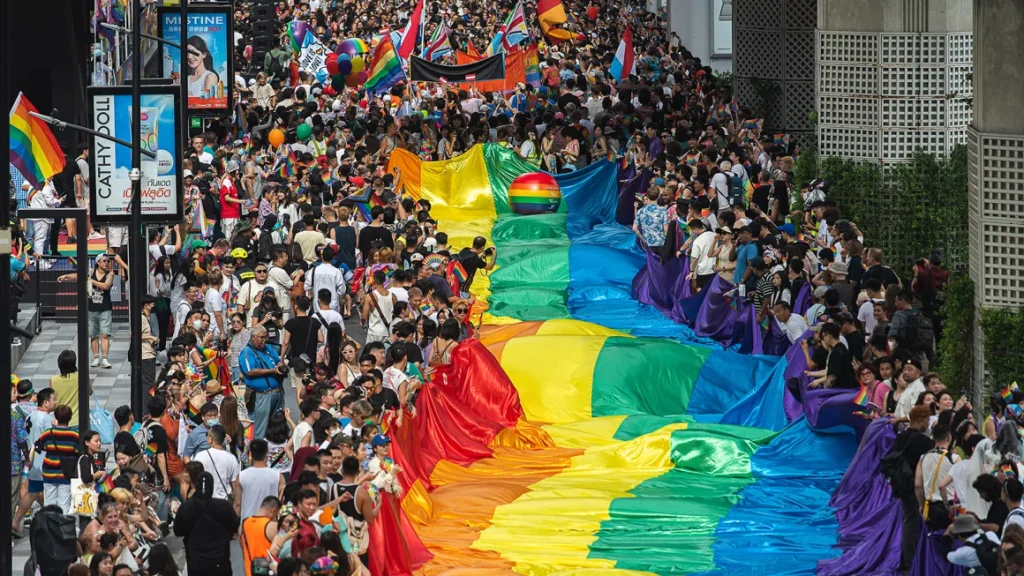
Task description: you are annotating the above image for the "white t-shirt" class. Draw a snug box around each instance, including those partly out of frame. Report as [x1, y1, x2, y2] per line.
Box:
[710, 172, 730, 199]
[205, 287, 225, 336]
[291, 421, 314, 452]
[382, 366, 409, 394]
[1004, 507, 1024, 539]
[389, 286, 409, 304]
[858, 299, 879, 337]
[776, 313, 809, 343]
[193, 447, 240, 501]
[690, 231, 718, 276]
[239, 467, 282, 520]
[312, 308, 344, 341]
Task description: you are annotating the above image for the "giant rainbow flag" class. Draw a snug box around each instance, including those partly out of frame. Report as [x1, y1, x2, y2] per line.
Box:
[9, 93, 65, 190]
[382, 145, 863, 574]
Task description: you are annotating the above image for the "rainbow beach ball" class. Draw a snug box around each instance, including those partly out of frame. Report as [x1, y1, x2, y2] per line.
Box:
[509, 172, 561, 215]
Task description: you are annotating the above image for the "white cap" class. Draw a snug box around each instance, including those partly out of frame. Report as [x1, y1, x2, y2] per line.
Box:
[183, 169, 194, 178]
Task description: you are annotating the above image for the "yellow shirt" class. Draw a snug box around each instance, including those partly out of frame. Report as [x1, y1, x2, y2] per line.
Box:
[51, 373, 80, 427]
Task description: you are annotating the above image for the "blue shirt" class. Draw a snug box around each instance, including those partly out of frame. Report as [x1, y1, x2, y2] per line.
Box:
[10, 256, 25, 280]
[635, 204, 668, 247]
[733, 242, 759, 284]
[238, 342, 282, 392]
[181, 424, 209, 459]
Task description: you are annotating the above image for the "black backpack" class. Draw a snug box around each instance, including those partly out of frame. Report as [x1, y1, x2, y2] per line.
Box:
[27, 506, 78, 576]
[966, 535, 999, 575]
[913, 312, 935, 358]
[880, 443, 916, 499]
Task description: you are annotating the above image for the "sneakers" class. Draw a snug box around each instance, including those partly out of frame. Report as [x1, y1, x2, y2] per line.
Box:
[89, 231, 105, 240]
[90, 357, 100, 367]
[101, 358, 112, 369]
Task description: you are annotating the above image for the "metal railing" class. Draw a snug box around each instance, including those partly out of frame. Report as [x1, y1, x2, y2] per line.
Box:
[26, 255, 130, 325]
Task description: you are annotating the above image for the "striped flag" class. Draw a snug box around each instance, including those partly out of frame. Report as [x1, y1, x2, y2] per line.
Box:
[487, 1, 529, 56]
[422, 22, 453, 62]
[609, 27, 636, 82]
[397, 0, 424, 59]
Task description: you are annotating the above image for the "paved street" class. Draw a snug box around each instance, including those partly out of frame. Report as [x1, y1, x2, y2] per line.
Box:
[11, 309, 366, 573]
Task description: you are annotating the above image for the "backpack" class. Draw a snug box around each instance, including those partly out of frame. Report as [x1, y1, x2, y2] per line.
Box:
[28, 505, 78, 576]
[966, 535, 999, 575]
[266, 48, 288, 79]
[724, 172, 745, 207]
[257, 231, 274, 263]
[879, 442, 916, 499]
[132, 420, 163, 483]
[912, 312, 935, 358]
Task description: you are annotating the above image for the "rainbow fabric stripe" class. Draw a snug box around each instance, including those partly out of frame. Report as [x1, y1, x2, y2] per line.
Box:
[381, 145, 857, 574]
[1003, 386, 1014, 401]
[364, 34, 406, 97]
[9, 93, 65, 190]
[853, 385, 869, 406]
[96, 474, 116, 494]
[39, 427, 79, 480]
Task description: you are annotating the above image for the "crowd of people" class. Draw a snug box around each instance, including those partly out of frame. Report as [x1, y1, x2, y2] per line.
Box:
[7, 0, 1007, 574]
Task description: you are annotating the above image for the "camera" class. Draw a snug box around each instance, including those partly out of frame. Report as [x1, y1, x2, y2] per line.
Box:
[484, 246, 495, 257]
[252, 558, 271, 576]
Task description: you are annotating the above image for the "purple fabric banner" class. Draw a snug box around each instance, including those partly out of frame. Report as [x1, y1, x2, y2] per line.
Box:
[614, 166, 648, 227]
[631, 246, 679, 313]
[693, 274, 738, 341]
[910, 530, 963, 576]
[793, 282, 812, 316]
[818, 418, 903, 576]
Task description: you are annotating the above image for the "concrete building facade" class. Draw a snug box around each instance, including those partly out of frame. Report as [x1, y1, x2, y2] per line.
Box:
[815, 0, 973, 164]
[658, 0, 734, 73]
[732, 0, 818, 139]
[968, 0, 1024, 312]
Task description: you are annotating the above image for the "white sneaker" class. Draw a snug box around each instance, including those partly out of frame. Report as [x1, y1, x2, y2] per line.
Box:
[90, 357, 100, 367]
[101, 358, 112, 369]
[89, 231, 105, 240]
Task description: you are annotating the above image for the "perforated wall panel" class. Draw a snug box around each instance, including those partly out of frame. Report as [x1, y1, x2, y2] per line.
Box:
[817, 31, 973, 163]
[732, 0, 816, 137]
[968, 128, 1024, 308]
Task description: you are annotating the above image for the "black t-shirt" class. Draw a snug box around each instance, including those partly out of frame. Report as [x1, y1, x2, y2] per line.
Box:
[114, 430, 141, 457]
[986, 499, 1010, 532]
[405, 343, 424, 365]
[894, 429, 935, 470]
[252, 305, 282, 343]
[558, 93, 582, 110]
[826, 343, 857, 388]
[369, 388, 400, 414]
[751, 184, 772, 214]
[142, 421, 170, 485]
[862, 265, 901, 290]
[332, 225, 358, 270]
[357, 225, 394, 261]
[457, 248, 487, 289]
[846, 330, 865, 363]
[284, 316, 322, 360]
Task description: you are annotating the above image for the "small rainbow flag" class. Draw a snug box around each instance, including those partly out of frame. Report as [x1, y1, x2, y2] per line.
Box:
[853, 385, 869, 407]
[449, 260, 468, 284]
[96, 473, 116, 494]
[273, 149, 297, 178]
[1003, 463, 1017, 478]
[418, 302, 436, 317]
[9, 93, 66, 190]
[758, 314, 770, 331]
[1003, 386, 1014, 401]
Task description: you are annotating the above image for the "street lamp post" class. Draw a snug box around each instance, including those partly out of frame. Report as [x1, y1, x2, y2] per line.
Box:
[129, 0, 145, 420]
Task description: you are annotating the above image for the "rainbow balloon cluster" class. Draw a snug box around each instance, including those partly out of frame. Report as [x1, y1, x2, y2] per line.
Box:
[508, 172, 562, 215]
[327, 37, 370, 91]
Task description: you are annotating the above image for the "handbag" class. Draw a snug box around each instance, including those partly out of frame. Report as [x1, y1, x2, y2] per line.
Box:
[89, 394, 116, 445]
[922, 449, 948, 521]
[71, 455, 98, 517]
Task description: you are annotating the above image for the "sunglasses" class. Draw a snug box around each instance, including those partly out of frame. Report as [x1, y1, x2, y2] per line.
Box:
[255, 269, 268, 273]
[454, 308, 468, 313]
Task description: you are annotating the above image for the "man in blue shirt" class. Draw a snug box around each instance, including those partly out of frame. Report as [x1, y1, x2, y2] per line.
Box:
[733, 226, 760, 289]
[238, 324, 286, 438]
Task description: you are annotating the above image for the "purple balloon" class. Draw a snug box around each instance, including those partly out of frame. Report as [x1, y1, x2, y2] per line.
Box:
[336, 40, 359, 58]
[357, 70, 369, 84]
[337, 54, 353, 76]
[289, 21, 312, 49]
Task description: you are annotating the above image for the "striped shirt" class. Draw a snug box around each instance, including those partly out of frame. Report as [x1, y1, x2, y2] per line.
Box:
[37, 426, 79, 483]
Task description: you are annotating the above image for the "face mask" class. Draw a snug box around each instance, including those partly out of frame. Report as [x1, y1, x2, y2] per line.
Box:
[205, 418, 220, 428]
[192, 320, 204, 330]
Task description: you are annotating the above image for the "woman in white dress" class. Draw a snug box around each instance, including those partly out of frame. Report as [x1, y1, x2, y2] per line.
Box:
[186, 36, 219, 98]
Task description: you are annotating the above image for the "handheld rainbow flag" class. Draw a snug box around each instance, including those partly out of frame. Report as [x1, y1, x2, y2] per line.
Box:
[364, 34, 406, 97]
[9, 93, 66, 190]
[272, 149, 297, 178]
[853, 385, 869, 407]
[448, 260, 468, 284]
[96, 473, 116, 494]
[1003, 386, 1014, 401]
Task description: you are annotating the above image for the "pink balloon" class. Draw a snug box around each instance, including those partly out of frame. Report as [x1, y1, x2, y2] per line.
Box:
[357, 70, 369, 84]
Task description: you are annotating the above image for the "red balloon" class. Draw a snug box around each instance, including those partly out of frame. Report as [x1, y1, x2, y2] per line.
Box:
[326, 55, 340, 76]
[587, 5, 598, 19]
[356, 70, 369, 84]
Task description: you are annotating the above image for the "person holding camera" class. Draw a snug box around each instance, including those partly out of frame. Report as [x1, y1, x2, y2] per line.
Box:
[456, 236, 497, 297]
[238, 325, 287, 439]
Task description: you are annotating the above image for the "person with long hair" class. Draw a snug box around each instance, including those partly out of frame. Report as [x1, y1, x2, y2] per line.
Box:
[174, 471, 239, 576]
[89, 552, 114, 576]
[417, 316, 437, 353]
[219, 395, 248, 463]
[227, 312, 251, 383]
[265, 410, 294, 473]
[146, 542, 181, 576]
[186, 36, 219, 98]
[317, 322, 345, 377]
[150, 256, 173, 351]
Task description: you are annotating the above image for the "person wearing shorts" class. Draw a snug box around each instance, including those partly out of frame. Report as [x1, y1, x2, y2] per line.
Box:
[106, 225, 128, 252]
[88, 256, 115, 368]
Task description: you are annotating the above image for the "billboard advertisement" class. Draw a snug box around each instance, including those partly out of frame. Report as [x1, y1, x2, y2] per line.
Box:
[88, 86, 183, 223]
[158, 6, 233, 113]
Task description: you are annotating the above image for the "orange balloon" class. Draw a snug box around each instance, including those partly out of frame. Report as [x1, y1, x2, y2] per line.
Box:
[346, 73, 361, 87]
[268, 129, 285, 148]
[350, 56, 365, 75]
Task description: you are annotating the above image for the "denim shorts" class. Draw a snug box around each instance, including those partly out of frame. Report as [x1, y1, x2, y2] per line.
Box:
[88, 310, 113, 338]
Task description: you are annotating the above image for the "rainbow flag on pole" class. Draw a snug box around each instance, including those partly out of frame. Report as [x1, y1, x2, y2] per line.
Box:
[9, 93, 65, 190]
[364, 34, 406, 96]
[853, 386, 869, 407]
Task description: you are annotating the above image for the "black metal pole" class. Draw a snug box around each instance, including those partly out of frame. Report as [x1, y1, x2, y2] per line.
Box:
[129, 0, 145, 420]
[0, 0, 13, 568]
[180, 0, 188, 157]
[27, 112, 157, 159]
[76, 213, 91, 434]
